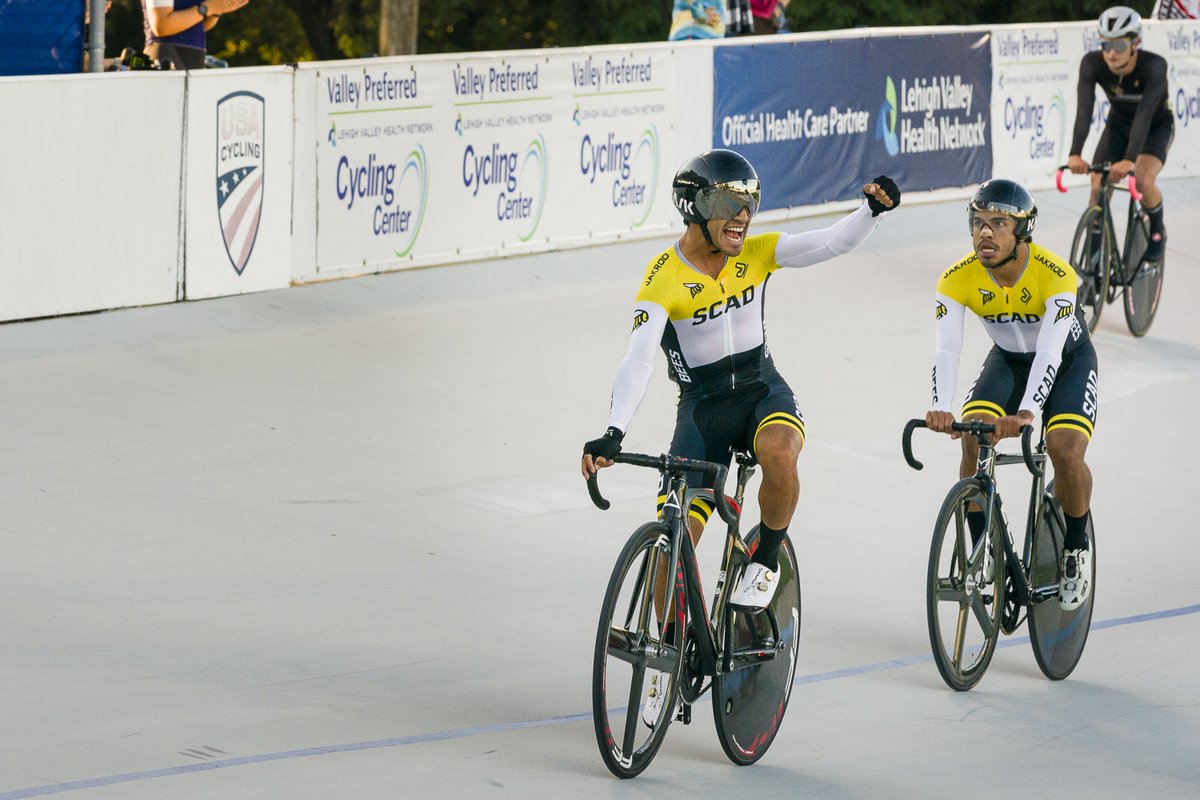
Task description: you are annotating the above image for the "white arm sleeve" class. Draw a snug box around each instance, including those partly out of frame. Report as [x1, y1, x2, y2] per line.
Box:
[1019, 291, 1077, 415]
[773, 202, 881, 269]
[932, 293, 966, 412]
[607, 302, 668, 433]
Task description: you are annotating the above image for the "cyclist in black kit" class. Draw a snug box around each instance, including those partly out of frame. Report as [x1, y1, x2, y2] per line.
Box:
[1067, 6, 1173, 261]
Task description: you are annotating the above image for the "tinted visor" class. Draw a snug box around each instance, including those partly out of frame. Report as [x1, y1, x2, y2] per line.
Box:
[1100, 38, 1131, 53]
[970, 200, 1031, 218]
[694, 179, 761, 220]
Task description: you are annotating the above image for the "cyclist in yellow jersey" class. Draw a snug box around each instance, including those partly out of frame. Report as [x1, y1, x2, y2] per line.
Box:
[582, 148, 899, 617]
[925, 179, 1097, 611]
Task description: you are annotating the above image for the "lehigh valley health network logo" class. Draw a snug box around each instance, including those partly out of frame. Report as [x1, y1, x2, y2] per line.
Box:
[876, 77, 900, 157]
[216, 91, 266, 275]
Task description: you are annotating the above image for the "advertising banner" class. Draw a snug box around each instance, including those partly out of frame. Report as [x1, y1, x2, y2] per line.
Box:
[1146, 20, 1200, 175]
[712, 33, 992, 211]
[312, 47, 679, 276]
[184, 69, 294, 300]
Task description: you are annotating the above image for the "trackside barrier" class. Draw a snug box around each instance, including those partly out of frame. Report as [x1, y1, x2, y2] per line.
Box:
[0, 21, 1196, 322]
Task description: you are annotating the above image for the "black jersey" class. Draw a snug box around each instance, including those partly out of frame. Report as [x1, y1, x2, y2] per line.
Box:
[1070, 49, 1172, 161]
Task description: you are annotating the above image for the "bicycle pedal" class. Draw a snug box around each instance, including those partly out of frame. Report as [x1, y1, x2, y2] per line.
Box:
[677, 702, 692, 725]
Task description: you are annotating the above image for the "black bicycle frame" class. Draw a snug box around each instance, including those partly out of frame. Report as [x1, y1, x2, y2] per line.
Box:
[1090, 164, 1147, 288]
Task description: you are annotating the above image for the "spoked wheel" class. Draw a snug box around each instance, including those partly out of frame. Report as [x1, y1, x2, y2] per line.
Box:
[1069, 205, 1110, 334]
[1122, 218, 1163, 336]
[592, 521, 685, 778]
[926, 479, 1005, 691]
[712, 527, 801, 766]
[1028, 490, 1095, 680]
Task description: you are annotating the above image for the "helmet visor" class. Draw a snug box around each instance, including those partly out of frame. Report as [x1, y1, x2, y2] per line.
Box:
[1100, 38, 1132, 53]
[694, 180, 761, 220]
[970, 200, 1032, 218]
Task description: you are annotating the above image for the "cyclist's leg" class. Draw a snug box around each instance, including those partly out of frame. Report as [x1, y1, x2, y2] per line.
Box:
[1137, 121, 1173, 259]
[749, 379, 804, 567]
[1088, 127, 1120, 206]
[960, 347, 1025, 543]
[1042, 345, 1098, 546]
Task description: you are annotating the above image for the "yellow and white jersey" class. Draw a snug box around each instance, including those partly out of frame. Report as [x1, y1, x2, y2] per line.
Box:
[607, 203, 881, 432]
[932, 243, 1090, 414]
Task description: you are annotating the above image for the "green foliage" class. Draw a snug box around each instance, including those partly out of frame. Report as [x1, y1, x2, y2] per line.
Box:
[100, 0, 1126, 68]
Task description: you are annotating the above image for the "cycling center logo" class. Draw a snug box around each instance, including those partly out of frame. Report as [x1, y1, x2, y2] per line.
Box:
[334, 145, 429, 258]
[393, 146, 429, 258]
[461, 134, 548, 242]
[216, 90, 265, 276]
[578, 123, 659, 228]
[1002, 90, 1066, 174]
[876, 77, 900, 157]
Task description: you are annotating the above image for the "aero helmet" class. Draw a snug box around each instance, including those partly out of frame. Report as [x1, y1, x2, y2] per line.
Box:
[968, 179, 1038, 242]
[1098, 6, 1141, 40]
[672, 149, 761, 228]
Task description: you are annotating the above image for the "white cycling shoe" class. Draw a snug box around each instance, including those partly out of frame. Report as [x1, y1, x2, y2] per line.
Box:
[641, 670, 671, 729]
[729, 562, 778, 611]
[1059, 548, 1091, 611]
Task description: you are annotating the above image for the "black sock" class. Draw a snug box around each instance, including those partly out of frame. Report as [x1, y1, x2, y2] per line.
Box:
[1144, 202, 1164, 235]
[1063, 511, 1090, 551]
[752, 524, 787, 571]
[967, 510, 986, 548]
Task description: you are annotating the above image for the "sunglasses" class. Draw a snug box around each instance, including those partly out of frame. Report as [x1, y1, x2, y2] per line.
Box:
[1100, 38, 1133, 53]
[695, 180, 761, 220]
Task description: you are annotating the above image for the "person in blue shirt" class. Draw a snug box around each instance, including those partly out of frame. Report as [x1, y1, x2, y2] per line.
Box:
[142, 0, 249, 70]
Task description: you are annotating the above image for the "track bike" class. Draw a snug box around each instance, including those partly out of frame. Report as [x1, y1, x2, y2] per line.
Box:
[586, 450, 801, 778]
[1058, 164, 1165, 337]
[902, 420, 1095, 691]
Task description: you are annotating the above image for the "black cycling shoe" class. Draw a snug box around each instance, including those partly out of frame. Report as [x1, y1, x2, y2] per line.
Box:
[1144, 230, 1166, 262]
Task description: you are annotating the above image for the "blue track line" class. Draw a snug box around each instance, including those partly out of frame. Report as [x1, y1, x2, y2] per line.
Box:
[3, 602, 1197, 799]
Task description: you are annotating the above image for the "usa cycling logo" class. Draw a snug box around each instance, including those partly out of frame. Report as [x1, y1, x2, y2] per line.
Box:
[216, 91, 265, 275]
[578, 124, 659, 227]
[462, 135, 548, 242]
[876, 77, 900, 156]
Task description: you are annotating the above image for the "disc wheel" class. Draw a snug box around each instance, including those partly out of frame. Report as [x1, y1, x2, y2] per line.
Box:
[712, 527, 802, 765]
[1069, 205, 1110, 334]
[1122, 216, 1163, 337]
[592, 522, 684, 778]
[926, 479, 1004, 691]
[1028, 492, 1095, 680]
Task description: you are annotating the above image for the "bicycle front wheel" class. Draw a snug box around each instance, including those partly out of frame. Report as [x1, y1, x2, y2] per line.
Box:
[1028, 492, 1095, 680]
[926, 479, 1004, 691]
[712, 528, 801, 766]
[592, 521, 684, 778]
[1123, 240, 1164, 337]
[1069, 205, 1110, 334]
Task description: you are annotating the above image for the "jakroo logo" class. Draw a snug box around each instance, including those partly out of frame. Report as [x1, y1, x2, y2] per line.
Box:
[216, 91, 265, 276]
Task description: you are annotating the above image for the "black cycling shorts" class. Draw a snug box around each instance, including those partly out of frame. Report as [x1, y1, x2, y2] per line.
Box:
[659, 376, 804, 525]
[962, 343, 1099, 440]
[1095, 117, 1174, 165]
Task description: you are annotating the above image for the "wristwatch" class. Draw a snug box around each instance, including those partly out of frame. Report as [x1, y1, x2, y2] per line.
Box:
[197, 3, 209, 19]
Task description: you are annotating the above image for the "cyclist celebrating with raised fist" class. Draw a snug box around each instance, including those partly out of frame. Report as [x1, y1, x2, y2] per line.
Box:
[1067, 6, 1174, 260]
[582, 148, 899, 619]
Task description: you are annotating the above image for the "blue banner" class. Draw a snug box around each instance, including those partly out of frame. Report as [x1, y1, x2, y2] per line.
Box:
[713, 33, 993, 210]
[0, 0, 85, 76]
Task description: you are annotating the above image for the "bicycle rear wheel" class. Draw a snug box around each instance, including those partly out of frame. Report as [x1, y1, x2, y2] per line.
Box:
[1122, 215, 1163, 336]
[592, 521, 685, 778]
[712, 527, 801, 766]
[1069, 205, 1110, 334]
[1028, 491, 1095, 680]
[926, 479, 1004, 691]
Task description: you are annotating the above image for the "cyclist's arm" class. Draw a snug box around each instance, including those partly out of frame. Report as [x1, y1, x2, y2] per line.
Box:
[932, 293, 966, 412]
[1069, 55, 1101, 158]
[1123, 56, 1170, 161]
[773, 203, 879, 268]
[1018, 290, 1077, 416]
[606, 302, 667, 432]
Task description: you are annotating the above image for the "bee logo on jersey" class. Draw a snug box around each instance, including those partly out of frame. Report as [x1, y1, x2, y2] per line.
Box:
[979, 288, 996, 305]
[936, 301, 947, 319]
[1054, 299, 1074, 322]
[684, 282, 704, 298]
[632, 310, 649, 331]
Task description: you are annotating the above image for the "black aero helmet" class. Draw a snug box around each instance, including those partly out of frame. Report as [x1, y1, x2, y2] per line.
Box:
[968, 179, 1037, 241]
[672, 149, 761, 227]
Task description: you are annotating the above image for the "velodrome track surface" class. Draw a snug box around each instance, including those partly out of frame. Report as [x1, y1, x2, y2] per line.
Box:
[2, 179, 1198, 799]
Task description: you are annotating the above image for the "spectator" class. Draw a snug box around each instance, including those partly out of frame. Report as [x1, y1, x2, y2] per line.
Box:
[669, 0, 725, 40]
[142, 0, 249, 70]
[750, 0, 789, 35]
